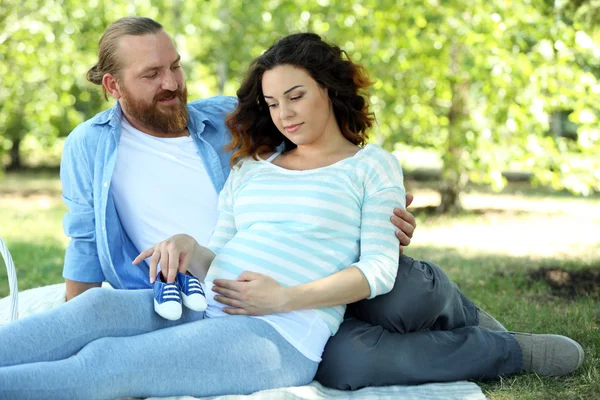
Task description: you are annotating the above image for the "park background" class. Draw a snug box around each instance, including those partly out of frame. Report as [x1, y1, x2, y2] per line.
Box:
[0, 0, 599, 398]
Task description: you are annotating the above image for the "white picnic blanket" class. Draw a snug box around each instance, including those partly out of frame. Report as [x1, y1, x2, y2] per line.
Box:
[0, 284, 487, 400]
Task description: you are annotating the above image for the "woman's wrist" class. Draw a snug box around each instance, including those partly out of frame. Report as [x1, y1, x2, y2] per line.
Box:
[187, 240, 215, 280]
[280, 285, 300, 313]
[276, 267, 371, 313]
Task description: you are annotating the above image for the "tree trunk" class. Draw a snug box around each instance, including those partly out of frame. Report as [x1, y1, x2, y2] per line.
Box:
[7, 136, 22, 170]
[438, 43, 469, 214]
[217, 61, 227, 95]
[216, 6, 229, 95]
[439, 124, 468, 214]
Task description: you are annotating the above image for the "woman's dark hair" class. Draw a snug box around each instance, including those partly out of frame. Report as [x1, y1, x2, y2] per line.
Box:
[225, 33, 375, 166]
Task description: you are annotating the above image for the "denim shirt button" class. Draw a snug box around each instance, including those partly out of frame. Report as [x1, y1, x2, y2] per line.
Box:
[103, 182, 108, 187]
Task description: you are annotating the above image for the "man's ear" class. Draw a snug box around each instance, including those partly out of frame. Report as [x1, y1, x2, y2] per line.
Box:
[102, 73, 122, 100]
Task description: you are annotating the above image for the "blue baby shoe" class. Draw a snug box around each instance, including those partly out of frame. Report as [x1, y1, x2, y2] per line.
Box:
[153, 272, 182, 320]
[176, 272, 207, 312]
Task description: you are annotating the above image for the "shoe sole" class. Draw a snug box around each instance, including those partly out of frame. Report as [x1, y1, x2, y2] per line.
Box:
[154, 299, 182, 320]
[182, 292, 208, 312]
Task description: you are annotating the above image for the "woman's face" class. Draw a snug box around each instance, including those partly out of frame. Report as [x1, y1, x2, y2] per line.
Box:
[262, 64, 335, 147]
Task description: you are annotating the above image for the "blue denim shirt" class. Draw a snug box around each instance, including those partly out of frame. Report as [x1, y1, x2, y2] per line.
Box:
[60, 96, 237, 289]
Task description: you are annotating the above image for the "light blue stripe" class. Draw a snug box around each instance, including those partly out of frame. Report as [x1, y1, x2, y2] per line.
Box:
[360, 226, 394, 235]
[361, 238, 398, 248]
[235, 204, 357, 226]
[210, 233, 235, 243]
[319, 306, 344, 321]
[238, 189, 360, 206]
[220, 247, 312, 284]
[216, 227, 237, 234]
[208, 259, 245, 278]
[256, 229, 358, 256]
[361, 211, 393, 221]
[364, 195, 403, 206]
[362, 162, 386, 189]
[232, 236, 337, 276]
[316, 307, 345, 333]
[249, 176, 351, 193]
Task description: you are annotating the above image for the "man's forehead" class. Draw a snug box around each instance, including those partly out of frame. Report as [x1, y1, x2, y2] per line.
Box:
[117, 31, 177, 71]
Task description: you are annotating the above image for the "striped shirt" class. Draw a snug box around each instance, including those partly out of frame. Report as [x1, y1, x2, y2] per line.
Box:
[205, 144, 405, 351]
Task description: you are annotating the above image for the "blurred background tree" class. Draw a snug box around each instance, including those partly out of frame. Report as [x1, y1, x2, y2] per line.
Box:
[559, 0, 600, 27]
[1, 0, 598, 212]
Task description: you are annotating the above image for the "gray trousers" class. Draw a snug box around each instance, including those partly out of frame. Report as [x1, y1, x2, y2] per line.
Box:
[316, 255, 523, 389]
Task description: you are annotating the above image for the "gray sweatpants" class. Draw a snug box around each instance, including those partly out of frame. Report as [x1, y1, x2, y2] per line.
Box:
[316, 255, 523, 389]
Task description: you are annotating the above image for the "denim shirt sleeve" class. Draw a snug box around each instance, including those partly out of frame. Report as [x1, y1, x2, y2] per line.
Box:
[187, 96, 237, 194]
[60, 126, 105, 283]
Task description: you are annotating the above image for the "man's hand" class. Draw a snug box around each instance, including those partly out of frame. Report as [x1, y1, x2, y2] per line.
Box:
[212, 271, 288, 316]
[390, 193, 416, 254]
[65, 279, 102, 301]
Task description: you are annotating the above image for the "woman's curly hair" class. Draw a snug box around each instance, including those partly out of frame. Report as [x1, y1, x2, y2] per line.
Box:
[225, 33, 375, 166]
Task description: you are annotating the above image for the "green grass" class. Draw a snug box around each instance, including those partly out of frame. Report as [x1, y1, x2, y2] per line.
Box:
[0, 171, 599, 399]
[0, 189, 67, 294]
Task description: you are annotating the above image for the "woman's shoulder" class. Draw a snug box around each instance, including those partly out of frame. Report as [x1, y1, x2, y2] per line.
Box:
[355, 144, 404, 188]
[231, 153, 276, 176]
[357, 144, 402, 168]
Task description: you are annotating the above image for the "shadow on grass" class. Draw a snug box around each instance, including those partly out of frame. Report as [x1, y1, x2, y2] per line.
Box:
[527, 267, 600, 298]
[0, 238, 65, 298]
[406, 245, 600, 299]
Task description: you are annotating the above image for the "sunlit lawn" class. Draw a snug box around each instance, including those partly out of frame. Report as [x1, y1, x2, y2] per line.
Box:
[404, 185, 600, 400]
[0, 171, 67, 295]
[0, 171, 599, 399]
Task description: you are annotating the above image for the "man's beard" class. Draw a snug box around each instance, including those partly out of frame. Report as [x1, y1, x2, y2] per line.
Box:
[120, 85, 188, 134]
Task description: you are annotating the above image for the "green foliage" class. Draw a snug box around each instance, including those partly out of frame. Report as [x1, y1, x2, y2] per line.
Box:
[0, 0, 106, 168]
[558, 0, 600, 28]
[0, 0, 599, 208]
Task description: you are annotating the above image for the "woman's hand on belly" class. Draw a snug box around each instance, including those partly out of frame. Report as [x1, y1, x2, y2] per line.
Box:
[212, 271, 290, 316]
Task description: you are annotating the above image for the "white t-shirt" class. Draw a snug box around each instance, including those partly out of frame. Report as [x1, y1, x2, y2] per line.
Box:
[111, 117, 219, 257]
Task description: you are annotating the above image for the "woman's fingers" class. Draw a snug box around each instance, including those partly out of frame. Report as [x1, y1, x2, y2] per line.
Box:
[137, 235, 196, 284]
[178, 252, 191, 275]
[211, 285, 243, 301]
[132, 247, 154, 265]
[149, 250, 161, 283]
[223, 308, 248, 315]
[160, 250, 173, 283]
[166, 246, 180, 283]
[214, 295, 245, 310]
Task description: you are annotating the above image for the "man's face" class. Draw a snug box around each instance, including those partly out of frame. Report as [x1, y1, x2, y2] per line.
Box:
[115, 30, 188, 135]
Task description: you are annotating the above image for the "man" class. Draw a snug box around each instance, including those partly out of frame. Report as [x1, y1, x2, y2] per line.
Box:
[61, 16, 584, 390]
